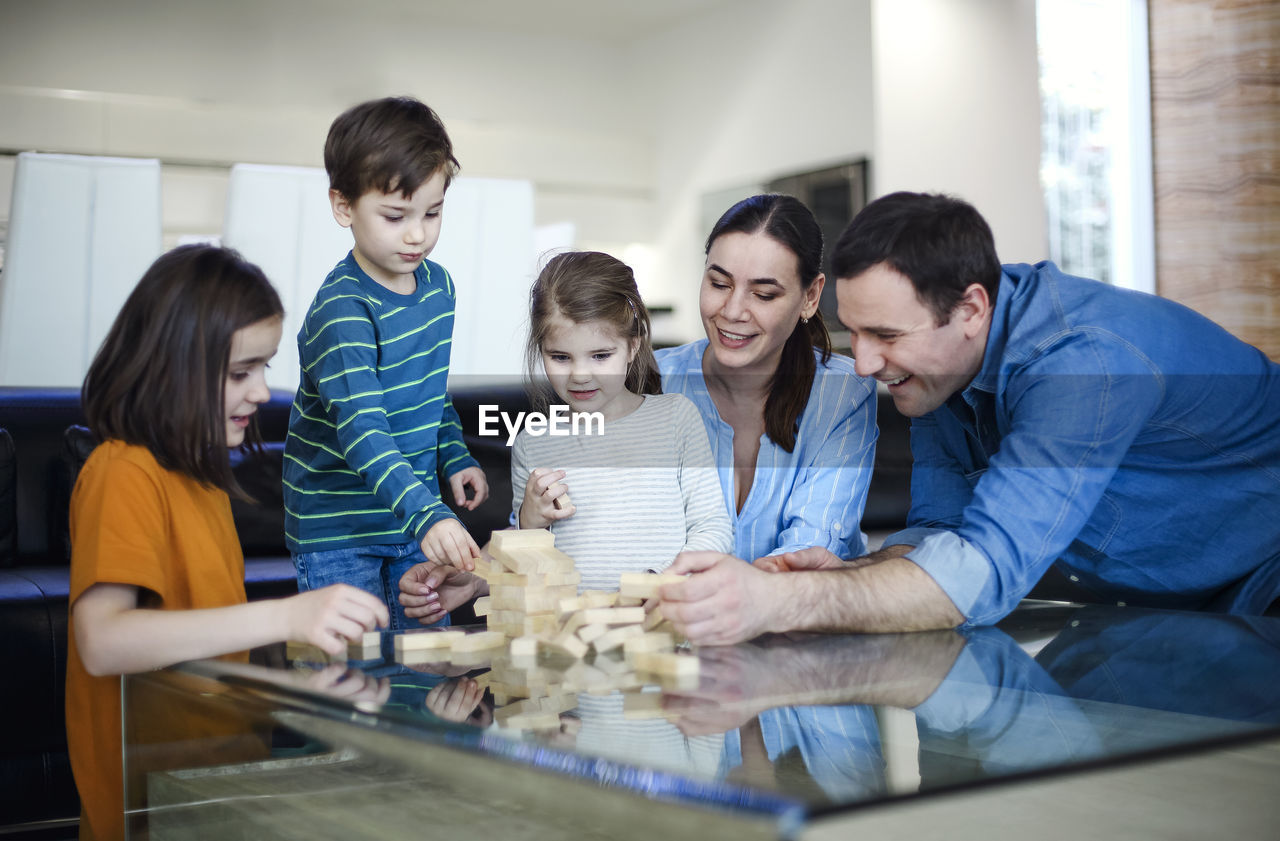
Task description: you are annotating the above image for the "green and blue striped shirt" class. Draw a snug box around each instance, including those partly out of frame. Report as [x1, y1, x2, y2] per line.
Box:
[283, 253, 477, 553]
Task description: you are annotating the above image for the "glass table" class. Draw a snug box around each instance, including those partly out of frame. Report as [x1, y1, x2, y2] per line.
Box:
[122, 601, 1280, 839]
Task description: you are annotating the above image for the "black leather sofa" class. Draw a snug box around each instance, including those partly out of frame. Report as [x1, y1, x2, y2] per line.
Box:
[0, 381, 911, 836]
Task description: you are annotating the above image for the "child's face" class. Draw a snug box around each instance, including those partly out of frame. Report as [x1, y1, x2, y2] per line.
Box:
[541, 314, 641, 422]
[330, 169, 447, 292]
[224, 316, 282, 448]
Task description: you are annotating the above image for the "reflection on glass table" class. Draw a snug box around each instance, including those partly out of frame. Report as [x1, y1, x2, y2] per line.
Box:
[122, 602, 1280, 840]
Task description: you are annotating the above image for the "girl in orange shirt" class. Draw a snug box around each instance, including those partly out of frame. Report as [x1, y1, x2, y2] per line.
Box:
[66, 245, 390, 840]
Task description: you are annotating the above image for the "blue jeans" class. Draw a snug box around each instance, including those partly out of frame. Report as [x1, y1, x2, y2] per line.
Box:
[293, 541, 448, 632]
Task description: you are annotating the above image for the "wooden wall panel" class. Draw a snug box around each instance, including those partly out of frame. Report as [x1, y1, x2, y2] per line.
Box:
[1149, 0, 1279, 360]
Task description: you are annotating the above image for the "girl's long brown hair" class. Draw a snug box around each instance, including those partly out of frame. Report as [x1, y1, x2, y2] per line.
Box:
[83, 245, 284, 498]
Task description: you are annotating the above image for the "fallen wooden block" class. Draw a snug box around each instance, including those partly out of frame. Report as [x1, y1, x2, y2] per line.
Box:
[618, 572, 688, 600]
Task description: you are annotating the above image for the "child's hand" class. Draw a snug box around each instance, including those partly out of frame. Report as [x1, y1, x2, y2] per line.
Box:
[398, 560, 486, 625]
[519, 467, 575, 529]
[284, 584, 389, 655]
[449, 466, 489, 511]
[420, 518, 481, 571]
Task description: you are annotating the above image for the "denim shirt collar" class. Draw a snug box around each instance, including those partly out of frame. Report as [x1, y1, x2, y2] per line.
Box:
[962, 264, 1027, 401]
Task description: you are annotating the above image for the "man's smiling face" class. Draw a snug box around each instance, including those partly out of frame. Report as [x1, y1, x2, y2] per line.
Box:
[837, 263, 989, 417]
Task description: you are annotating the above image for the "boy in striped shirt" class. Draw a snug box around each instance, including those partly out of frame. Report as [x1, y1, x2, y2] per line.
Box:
[283, 97, 488, 629]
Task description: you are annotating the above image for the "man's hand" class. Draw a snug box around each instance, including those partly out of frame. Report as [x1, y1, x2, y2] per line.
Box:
[659, 552, 781, 646]
[399, 560, 485, 625]
[420, 518, 481, 571]
[449, 466, 489, 511]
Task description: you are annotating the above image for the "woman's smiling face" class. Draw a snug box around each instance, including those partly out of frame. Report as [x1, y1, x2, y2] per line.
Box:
[699, 230, 822, 378]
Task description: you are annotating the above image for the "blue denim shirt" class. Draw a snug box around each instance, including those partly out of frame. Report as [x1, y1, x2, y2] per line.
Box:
[886, 262, 1280, 625]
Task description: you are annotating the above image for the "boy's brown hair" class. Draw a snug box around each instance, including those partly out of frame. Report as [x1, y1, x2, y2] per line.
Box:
[324, 96, 460, 201]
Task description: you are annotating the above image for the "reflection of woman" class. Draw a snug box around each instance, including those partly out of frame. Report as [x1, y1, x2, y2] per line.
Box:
[657, 194, 877, 561]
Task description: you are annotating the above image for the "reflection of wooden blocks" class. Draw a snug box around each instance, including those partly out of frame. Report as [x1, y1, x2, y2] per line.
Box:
[618, 572, 687, 600]
[451, 631, 505, 652]
[473, 596, 491, 617]
[394, 630, 464, 653]
[580, 606, 646, 626]
[633, 651, 699, 678]
[593, 624, 643, 653]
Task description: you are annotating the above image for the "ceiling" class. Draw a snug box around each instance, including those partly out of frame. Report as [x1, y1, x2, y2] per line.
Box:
[304, 0, 738, 43]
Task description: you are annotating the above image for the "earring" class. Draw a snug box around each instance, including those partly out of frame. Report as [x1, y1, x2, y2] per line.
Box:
[801, 315, 810, 325]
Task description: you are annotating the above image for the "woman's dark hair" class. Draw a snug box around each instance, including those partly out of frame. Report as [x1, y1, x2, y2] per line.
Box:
[831, 191, 1001, 323]
[705, 194, 831, 452]
[82, 244, 284, 498]
[525, 251, 661, 411]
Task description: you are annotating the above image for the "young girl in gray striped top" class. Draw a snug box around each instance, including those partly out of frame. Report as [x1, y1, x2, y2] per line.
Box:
[513, 251, 733, 591]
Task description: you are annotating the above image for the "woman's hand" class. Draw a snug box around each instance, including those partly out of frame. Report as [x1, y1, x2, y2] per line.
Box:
[518, 467, 574, 529]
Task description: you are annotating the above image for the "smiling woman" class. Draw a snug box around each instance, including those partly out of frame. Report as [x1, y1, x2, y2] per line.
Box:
[656, 194, 879, 563]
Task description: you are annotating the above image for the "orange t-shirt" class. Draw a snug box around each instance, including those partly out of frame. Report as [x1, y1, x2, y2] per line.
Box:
[66, 441, 247, 841]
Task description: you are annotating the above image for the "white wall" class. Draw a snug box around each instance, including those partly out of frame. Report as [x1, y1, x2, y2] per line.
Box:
[871, 0, 1047, 262]
[0, 0, 1048, 350]
[633, 0, 877, 339]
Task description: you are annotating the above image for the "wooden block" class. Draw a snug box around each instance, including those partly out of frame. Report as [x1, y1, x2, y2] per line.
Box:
[510, 636, 540, 657]
[623, 632, 674, 658]
[394, 630, 465, 652]
[633, 651, 699, 677]
[471, 554, 494, 580]
[580, 606, 645, 626]
[489, 529, 556, 571]
[575, 623, 609, 645]
[643, 606, 671, 632]
[472, 596, 491, 617]
[618, 572, 687, 600]
[580, 590, 618, 608]
[616, 595, 644, 607]
[544, 631, 588, 660]
[452, 630, 505, 652]
[489, 528, 557, 553]
[553, 491, 571, 510]
[622, 691, 673, 719]
[592, 624, 643, 653]
[286, 641, 343, 663]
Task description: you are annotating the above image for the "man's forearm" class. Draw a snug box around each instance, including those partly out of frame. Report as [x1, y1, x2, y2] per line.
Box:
[771, 550, 966, 634]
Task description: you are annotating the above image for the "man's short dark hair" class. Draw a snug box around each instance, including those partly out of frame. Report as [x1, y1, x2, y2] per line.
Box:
[324, 96, 460, 201]
[831, 192, 1001, 324]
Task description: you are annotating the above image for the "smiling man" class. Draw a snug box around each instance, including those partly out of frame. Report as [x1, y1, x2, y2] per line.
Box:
[660, 191, 1280, 643]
